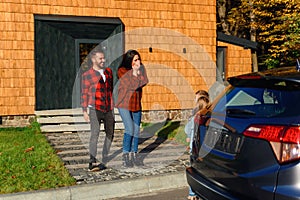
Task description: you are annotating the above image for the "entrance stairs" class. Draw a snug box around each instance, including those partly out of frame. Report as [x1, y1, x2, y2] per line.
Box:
[35, 108, 124, 133]
[34, 109, 189, 184]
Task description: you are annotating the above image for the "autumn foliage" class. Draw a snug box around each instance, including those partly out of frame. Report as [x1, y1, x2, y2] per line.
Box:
[217, 0, 300, 69]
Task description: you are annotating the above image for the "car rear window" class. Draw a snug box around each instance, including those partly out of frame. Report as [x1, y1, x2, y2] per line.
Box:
[214, 86, 300, 118]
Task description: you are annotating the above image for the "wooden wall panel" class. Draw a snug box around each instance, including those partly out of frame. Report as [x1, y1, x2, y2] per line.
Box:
[0, 0, 217, 115]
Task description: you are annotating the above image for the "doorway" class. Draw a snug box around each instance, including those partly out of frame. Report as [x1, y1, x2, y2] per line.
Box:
[34, 15, 124, 110]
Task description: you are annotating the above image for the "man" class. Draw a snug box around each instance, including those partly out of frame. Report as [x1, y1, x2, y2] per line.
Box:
[81, 47, 114, 171]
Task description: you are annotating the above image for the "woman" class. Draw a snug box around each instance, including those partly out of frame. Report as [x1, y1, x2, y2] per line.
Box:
[115, 50, 149, 167]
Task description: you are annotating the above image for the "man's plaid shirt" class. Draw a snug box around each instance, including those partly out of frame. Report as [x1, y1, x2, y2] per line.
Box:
[115, 66, 148, 111]
[81, 67, 113, 112]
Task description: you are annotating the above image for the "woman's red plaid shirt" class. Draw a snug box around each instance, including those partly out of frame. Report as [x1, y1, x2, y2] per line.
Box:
[115, 66, 148, 111]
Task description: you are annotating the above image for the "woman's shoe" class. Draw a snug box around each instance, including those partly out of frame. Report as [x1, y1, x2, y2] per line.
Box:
[122, 153, 133, 168]
[131, 152, 144, 166]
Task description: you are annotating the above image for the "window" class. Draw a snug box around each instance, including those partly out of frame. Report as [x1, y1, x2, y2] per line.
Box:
[217, 47, 227, 81]
[214, 87, 300, 118]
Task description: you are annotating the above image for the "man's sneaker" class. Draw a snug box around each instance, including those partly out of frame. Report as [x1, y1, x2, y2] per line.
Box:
[88, 163, 107, 172]
[98, 163, 107, 170]
[88, 163, 93, 170]
[88, 163, 99, 172]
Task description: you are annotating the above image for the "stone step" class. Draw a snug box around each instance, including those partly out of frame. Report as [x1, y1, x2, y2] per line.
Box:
[62, 145, 188, 173]
[44, 131, 154, 144]
[46, 128, 188, 177]
[40, 112, 189, 183]
[49, 140, 177, 154]
[64, 153, 188, 170]
[51, 138, 179, 151]
[56, 142, 181, 156]
[61, 148, 186, 162]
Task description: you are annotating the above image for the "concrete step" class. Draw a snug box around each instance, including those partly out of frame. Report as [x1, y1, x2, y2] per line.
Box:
[35, 108, 83, 116]
[35, 108, 121, 118]
[40, 123, 124, 133]
[37, 115, 123, 124]
[35, 108, 124, 132]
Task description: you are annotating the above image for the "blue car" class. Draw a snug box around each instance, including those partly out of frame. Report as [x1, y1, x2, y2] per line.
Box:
[186, 67, 300, 200]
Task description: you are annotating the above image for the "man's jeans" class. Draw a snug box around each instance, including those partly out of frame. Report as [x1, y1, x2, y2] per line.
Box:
[118, 108, 141, 153]
[89, 108, 114, 164]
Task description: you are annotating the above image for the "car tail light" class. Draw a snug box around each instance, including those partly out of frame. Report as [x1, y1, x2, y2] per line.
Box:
[235, 75, 262, 79]
[244, 125, 300, 164]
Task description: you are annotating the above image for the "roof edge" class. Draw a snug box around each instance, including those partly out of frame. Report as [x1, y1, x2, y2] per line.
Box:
[217, 32, 258, 50]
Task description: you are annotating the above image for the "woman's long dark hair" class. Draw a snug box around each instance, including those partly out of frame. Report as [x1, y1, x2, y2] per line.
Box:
[119, 49, 143, 70]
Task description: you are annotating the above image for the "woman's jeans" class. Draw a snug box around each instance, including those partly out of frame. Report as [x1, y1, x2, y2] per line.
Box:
[118, 108, 141, 153]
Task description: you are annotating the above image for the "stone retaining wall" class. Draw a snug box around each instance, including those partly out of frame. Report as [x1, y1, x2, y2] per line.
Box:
[0, 109, 192, 128]
[0, 115, 35, 128]
[142, 109, 191, 122]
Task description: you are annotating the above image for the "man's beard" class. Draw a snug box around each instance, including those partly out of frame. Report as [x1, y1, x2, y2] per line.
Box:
[98, 62, 105, 68]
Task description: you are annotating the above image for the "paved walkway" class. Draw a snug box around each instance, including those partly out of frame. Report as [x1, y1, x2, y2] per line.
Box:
[0, 129, 190, 199]
[47, 129, 189, 184]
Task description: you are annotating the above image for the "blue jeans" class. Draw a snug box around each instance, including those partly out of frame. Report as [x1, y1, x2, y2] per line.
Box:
[189, 186, 196, 197]
[118, 108, 141, 153]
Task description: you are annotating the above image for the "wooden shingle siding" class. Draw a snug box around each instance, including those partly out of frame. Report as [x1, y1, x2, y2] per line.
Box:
[218, 41, 252, 78]
[0, 0, 218, 117]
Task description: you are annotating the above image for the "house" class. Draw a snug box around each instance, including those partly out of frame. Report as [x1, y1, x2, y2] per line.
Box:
[0, 0, 256, 126]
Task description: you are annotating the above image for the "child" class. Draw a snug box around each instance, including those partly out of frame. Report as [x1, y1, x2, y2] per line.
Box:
[185, 90, 209, 200]
[185, 90, 209, 149]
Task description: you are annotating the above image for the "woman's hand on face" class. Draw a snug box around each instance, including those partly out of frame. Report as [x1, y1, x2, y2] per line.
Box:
[132, 54, 141, 76]
[132, 63, 140, 70]
[132, 63, 140, 76]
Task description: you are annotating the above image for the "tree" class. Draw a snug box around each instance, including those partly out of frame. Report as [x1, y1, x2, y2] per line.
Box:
[254, 0, 300, 68]
[217, 0, 230, 35]
[217, 0, 300, 70]
[217, 0, 259, 71]
[217, 0, 248, 37]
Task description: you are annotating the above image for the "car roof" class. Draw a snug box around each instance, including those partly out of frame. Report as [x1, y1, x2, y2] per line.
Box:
[227, 67, 300, 89]
[228, 66, 300, 82]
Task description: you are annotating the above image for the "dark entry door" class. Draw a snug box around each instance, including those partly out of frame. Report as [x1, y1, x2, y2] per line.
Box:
[34, 15, 124, 110]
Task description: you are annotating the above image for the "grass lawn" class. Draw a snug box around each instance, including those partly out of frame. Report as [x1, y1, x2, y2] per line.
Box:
[0, 120, 188, 195]
[142, 120, 189, 146]
[0, 122, 76, 194]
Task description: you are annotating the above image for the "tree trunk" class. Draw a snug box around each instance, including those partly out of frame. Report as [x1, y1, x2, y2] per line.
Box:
[249, 0, 258, 72]
[217, 0, 230, 34]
